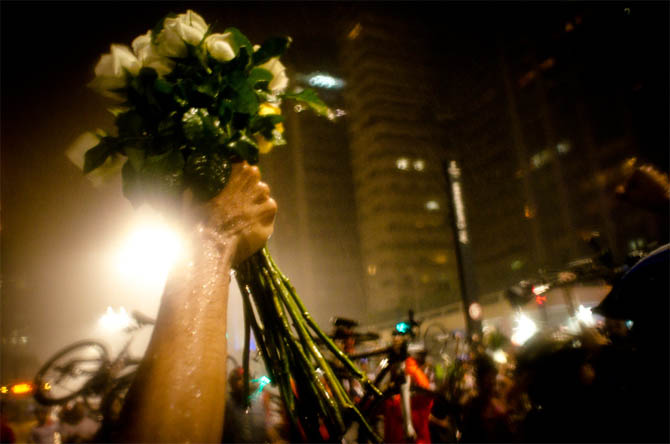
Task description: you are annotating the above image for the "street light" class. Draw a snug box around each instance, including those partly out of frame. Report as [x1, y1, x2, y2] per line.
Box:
[98, 306, 131, 333]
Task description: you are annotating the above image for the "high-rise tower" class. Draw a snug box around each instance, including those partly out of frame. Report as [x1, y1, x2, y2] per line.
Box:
[337, 10, 462, 323]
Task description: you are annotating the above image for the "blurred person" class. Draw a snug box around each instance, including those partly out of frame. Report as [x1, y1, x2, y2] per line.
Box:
[460, 355, 513, 443]
[382, 331, 434, 444]
[259, 384, 289, 444]
[106, 162, 277, 443]
[59, 402, 99, 443]
[28, 406, 59, 444]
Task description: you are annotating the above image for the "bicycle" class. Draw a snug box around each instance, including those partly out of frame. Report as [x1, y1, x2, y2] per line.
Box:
[33, 310, 154, 421]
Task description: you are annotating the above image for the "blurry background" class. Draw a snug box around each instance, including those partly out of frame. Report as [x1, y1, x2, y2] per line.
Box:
[2, 1, 668, 384]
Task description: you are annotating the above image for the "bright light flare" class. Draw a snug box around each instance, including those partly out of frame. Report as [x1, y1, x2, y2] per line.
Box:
[532, 284, 550, 295]
[565, 305, 596, 333]
[575, 305, 595, 327]
[11, 383, 33, 395]
[492, 349, 508, 364]
[116, 223, 182, 285]
[99, 306, 132, 332]
[511, 312, 538, 346]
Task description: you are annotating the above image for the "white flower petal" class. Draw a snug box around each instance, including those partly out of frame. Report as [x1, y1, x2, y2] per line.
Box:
[205, 33, 236, 62]
[111, 44, 141, 76]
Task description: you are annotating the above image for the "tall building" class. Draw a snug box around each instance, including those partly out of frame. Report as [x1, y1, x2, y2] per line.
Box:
[437, 4, 668, 298]
[261, 36, 367, 327]
[337, 10, 462, 324]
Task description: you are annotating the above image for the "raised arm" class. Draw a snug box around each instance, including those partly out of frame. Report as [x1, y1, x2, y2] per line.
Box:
[116, 162, 277, 443]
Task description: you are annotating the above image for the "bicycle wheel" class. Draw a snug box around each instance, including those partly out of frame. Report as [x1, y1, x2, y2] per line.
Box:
[423, 323, 449, 357]
[34, 340, 109, 405]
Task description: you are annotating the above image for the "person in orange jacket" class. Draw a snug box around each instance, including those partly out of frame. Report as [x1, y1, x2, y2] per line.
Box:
[383, 330, 434, 443]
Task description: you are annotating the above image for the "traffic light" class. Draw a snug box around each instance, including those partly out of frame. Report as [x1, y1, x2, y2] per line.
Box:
[395, 321, 411, 335]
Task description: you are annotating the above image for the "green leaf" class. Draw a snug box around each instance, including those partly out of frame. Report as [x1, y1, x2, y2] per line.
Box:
[224, 27, 254, 59]
[154, 77, 174, 94]
[138, 67, 158, 84]
[282, 88, 332, 118]
[182, 108, 207, 142]
[218, 100, 233, 125]
[228, 72, 259, 115]
[250, 114, 284, 139]
[142, 148, 186, 198]
[248, 68, 273, 89]
[84, 137, 116, 174]
[252, 36, 291, 66]
[125, 147, 146, 171]
[144, 148, 184, 177]
[157, 112, 179, 137]
[227, 134, 259, 164]
[195, 77, 219, 99]
[184, 150, 232, 201]
[116, 111, 144, 137]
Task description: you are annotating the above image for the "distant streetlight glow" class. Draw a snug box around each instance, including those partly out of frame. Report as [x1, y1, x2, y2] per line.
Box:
[575, 305, 595, 326]
[10, 383, 33, 395]
[396, 158, 410, 170]
[425, 200, 440, 211]
[492, 349, 508, 364]
[511, 312, 537, 346]
[307, 73, 345, 90]
[99, 306, 131, 332]
[116, 222, 182, 287]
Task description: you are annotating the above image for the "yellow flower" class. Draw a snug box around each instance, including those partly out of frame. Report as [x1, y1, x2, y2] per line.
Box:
[256, 103, 284, 154]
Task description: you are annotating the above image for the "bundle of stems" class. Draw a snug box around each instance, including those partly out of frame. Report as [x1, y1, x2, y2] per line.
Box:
[235, 248, 382, 442]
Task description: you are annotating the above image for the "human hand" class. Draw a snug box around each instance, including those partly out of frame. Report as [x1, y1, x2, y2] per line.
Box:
[184, 162, 277, 266]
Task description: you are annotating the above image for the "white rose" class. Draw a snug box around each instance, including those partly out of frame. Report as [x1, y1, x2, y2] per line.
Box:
[259, 57, 289, 93]
[65, 132, 124, 187]
[204, 32, 236, 62]
[88, 44, 140, 99]
[156, 10, 208, 57]
[132, 31, 175, 76]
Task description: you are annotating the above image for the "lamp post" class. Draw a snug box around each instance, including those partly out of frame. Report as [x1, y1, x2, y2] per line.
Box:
[444, 160, 482, 342]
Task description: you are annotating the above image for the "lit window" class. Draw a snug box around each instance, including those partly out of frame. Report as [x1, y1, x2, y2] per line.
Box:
[396, 158, 410, 170]
[556, 141, 571, 154]
[413, 159, 425, 171]
[510, 260, 524, 271]
[348, 23, 362, 40]
[539, 57, 556, 71]
[425, 200, 440, 211]
[367, 264, 377, 276]
[524, 204, 536, 219]
[433, 252, 448, 264]
[530, 149, 554, 169]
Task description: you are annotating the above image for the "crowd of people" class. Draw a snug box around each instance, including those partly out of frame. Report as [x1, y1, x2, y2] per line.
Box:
[215, 291, 668, 444]
[1, 401, 100, 444]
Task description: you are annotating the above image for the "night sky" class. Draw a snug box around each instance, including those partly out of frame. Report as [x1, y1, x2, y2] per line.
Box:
[2, 1, 668, 376]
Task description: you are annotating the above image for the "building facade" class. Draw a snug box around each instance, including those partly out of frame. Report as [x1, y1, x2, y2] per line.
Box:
[337, 11, 462, 324]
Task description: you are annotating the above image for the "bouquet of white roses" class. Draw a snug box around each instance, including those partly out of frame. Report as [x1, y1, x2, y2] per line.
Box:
[84, 10, 379, 442]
